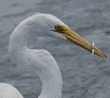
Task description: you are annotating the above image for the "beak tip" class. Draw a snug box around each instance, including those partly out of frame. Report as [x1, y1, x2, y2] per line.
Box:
[104, 55, 107, 60]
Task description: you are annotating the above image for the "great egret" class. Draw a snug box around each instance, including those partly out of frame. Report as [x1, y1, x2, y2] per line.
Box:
[0, 13, 107, 98]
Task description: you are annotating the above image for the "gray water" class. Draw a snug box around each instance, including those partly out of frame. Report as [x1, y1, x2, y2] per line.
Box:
[0, 0, 110, 98]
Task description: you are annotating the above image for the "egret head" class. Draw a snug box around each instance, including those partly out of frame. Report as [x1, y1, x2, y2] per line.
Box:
[33, 13, 106, 60]
[32, 13, 68, 40]
[26, 13, 107, 60]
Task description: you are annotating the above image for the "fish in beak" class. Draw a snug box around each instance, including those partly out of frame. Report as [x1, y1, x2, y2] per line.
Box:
[52, 25, 107, 60]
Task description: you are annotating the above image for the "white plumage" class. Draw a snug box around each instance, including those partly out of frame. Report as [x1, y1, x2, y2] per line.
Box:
[0, 13, 107, 98]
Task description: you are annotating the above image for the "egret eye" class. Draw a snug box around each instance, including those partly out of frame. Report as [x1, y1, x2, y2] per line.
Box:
[55, 25, 60, 30]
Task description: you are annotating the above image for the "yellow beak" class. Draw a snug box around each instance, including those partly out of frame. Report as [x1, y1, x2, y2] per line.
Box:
[52, 25, 107, 60]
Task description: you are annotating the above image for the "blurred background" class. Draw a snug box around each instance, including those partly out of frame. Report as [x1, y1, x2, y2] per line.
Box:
[0, 0, 110, 98]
